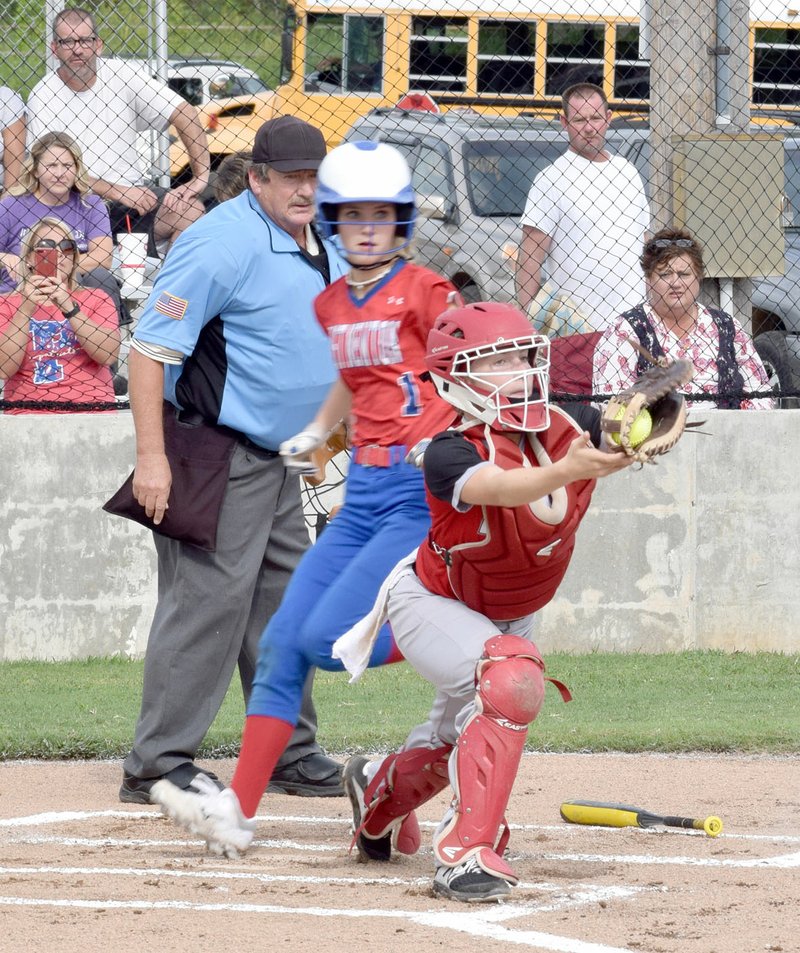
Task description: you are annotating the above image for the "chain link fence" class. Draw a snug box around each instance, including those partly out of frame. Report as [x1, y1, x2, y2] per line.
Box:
[0, 0, 796, 413]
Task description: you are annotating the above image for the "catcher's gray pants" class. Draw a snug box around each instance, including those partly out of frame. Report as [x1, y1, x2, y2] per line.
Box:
[386, 570, 535, 751]
[123, 443, 321, 780]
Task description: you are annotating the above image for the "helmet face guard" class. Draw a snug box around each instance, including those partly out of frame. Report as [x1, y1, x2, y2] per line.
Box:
[316, 140, 417, 256]
[451, 336, 550, 432]
[426, 303, 551, 432]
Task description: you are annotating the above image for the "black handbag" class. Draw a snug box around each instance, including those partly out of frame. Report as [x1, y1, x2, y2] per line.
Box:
[103, 403, 238, 551]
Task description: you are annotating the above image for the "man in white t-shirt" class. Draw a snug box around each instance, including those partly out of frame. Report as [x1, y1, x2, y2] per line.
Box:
[28, 6, 210, 252]
[517, 83, 650, 332]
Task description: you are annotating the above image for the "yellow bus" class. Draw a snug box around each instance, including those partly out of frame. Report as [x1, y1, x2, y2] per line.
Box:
[272, 0, 800, 145]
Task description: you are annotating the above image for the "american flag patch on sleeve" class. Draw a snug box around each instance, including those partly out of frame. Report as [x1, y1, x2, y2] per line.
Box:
[154, 291, 189, 320]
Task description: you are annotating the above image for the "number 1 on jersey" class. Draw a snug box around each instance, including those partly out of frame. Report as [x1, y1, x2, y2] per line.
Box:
[397, 371, 422, 417]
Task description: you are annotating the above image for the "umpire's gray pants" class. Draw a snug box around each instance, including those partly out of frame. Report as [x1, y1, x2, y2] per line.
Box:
[123, 443, 321, 779]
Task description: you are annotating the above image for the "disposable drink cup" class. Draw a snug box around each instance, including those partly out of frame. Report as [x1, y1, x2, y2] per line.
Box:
[117, 232, 148, 290]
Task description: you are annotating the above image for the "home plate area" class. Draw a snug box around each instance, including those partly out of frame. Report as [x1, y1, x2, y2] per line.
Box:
[0, 755, 797, 953]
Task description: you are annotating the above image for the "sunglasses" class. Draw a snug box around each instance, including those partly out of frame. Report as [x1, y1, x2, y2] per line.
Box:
[34, 239, 77, 252]
[646, 238, 695, 251]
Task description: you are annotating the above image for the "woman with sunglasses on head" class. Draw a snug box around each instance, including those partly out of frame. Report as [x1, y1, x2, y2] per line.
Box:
[592, 227, 773, 409]
[0, 215, 119, 413]
[0, 132, 113, 293]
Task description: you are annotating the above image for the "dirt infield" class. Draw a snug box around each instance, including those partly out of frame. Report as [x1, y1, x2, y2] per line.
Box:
[0, 753, 797, 953]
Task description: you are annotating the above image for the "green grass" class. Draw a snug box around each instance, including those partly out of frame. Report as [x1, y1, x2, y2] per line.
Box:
[1, 652, 798, 760]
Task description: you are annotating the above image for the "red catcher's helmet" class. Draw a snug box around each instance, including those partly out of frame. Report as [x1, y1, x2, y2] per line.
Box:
[426, 302, 550, 432]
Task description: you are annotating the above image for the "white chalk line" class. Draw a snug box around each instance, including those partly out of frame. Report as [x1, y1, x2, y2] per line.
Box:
[540, 850, 800, 869]
[0, 864, 429, 888]
[5, 833, 346, 851]
[0, 864, 632, 901]
[0, 864, 658, 907]
[1, 806, 789, 953]
[0, 884, 650, 953]
[3, 810, 799, 844]
[5, 831, 799, 868]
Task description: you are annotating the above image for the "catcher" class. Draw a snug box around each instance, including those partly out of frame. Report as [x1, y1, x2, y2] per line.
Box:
[333, 302, 690, 903]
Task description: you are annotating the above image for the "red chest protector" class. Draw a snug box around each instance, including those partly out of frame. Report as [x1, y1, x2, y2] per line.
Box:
[416, 408, 596, 620]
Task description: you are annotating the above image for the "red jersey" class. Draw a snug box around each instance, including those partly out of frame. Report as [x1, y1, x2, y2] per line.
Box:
[416, 409, 597, 620]
[314, 261, 456, 449]
[0, 286, 117, 414]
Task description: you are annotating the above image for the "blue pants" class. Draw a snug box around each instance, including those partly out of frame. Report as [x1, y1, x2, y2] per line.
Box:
[248, 460, 431, 723]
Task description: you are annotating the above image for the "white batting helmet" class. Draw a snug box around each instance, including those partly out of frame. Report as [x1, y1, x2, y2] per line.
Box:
[315, 140, 417, 247]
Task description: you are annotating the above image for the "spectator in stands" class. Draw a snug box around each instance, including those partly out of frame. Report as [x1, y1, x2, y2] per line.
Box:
[0, 86, 25, 195]
[0, 132, 112, 292]
[517, 82, 650, 330]
[0, 216, 119, 413]
[213, 151, 252, 204]
[27, 6, 210, 256]
[516, 82, 650, 397]
[592, 228, 774, 410]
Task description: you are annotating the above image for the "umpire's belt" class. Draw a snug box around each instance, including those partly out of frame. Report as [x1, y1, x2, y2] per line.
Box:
[176, 408, 280, 458]
[352, 444, 408, 467]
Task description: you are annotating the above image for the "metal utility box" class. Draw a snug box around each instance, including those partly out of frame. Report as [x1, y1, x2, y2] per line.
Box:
[672, 133, 785, 278]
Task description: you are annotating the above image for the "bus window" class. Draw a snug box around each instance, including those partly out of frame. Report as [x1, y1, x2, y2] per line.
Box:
[304, 13, 384, 94]
[545, 22, 604, 97]
[614, 25, 649, 102]
[753, 27, 800, 107]
[410, 16, 468, 92]
[477, 20, 536, 95]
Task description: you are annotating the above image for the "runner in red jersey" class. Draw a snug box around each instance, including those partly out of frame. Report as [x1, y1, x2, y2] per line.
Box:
[336, 302, 634, 903]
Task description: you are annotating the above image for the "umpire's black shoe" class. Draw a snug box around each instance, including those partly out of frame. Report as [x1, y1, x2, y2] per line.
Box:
[267, 752, 344, 797]
[119, 763, 224, 805]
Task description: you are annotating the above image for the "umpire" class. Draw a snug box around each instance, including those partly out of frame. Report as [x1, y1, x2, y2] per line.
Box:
[120, 116, 346, 803]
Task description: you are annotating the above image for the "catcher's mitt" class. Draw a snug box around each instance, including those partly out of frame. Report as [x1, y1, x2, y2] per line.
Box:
[601, 358, 695, 463]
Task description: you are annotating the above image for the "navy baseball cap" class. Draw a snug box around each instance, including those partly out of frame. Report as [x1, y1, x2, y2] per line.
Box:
[252, 116, 327, 171]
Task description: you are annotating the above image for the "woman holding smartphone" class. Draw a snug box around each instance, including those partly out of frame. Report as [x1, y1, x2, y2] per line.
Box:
[0, 215, 119, 413]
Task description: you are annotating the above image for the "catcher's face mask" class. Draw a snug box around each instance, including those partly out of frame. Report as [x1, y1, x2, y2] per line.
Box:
[427, 302, 552, 432]
[453, 337, 551, 432]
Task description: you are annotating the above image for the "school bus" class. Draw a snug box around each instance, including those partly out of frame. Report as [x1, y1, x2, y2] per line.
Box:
[271, 0, 800, 146]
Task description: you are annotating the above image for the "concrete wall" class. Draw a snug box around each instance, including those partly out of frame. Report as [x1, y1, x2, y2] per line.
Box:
[1, 410, 798, 660]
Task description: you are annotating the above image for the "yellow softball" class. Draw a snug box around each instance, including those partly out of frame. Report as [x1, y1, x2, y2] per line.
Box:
[611, 407, 653, 448]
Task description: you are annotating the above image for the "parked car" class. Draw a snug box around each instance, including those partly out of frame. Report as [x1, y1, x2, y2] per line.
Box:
[345, 108, 800, 401]
[114, 56, 269, 106]
[343, 109, 568, 303]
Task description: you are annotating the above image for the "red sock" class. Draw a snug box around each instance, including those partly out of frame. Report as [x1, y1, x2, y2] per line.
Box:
[230, 715, 294, 818]
[376, 622, 405, 667]
[384, 637, 405, 666]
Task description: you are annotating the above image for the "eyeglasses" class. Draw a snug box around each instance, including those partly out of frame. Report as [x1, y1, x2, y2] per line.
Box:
[646, 238, 695, 251]
[35, 239, 77, 252]
[55, 36, 97, 50]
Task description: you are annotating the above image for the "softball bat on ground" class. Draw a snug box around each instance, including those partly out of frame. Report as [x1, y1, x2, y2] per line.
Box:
[560, 799, 723, 837]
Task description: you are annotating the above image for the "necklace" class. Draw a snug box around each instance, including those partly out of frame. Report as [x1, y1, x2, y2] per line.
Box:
[345, 265, 393, 290]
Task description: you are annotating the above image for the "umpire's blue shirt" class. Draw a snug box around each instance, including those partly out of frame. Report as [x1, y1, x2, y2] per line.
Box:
[133, 190, 344, 449]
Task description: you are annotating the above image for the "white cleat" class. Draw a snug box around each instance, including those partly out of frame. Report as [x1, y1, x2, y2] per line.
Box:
[433, 855, 511, 903]
[152, 773, 256, 859]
